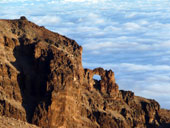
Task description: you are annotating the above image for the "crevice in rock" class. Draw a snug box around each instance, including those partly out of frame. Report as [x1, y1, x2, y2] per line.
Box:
[12, 37, 53, 123]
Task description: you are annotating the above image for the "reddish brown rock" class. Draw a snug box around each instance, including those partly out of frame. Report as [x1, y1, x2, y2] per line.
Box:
[0, 115, 39, 128]
[159, 109, 170, 128]
[84, 68, 119, 98]
[0, 17, 169, 128]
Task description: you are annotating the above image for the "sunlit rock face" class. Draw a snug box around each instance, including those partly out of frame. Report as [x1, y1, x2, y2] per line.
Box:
[0, 17, 169, 128]
[84, 68, 119, 98]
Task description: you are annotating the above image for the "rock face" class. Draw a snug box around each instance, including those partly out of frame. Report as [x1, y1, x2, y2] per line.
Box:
[0, 17, 169, 128]
[0, 115, 39, 128]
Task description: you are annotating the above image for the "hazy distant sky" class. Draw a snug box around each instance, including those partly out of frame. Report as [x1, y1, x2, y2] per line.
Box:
[1, 0, 170, 109]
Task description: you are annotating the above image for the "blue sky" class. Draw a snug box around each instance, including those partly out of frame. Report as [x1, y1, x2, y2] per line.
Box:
[1, 0, 170, 109]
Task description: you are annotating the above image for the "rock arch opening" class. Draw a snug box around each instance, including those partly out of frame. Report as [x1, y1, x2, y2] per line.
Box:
[93, 74, 101, 91]
[93, 74, 101, 81]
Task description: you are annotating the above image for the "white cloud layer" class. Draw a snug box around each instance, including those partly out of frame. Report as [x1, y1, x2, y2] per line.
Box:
[0, 0, 36, 3]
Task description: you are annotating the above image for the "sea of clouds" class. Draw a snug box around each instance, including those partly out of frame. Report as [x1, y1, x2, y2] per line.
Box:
[1, 0, 170, 108]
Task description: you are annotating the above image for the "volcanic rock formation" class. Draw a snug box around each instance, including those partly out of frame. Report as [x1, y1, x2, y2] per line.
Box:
[0, 17, 169, 128]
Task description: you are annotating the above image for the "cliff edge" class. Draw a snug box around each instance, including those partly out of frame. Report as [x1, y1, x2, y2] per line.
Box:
[0, 17, 169, 128]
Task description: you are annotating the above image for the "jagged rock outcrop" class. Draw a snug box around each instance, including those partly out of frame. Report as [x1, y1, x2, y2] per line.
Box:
[84, 68, 119, 98]
[0, 17, 169, 128]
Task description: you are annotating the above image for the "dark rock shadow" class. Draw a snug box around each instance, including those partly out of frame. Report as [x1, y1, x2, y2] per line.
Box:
[12, 37, 53, 123]
[93, 79, 101, 91]
[159, 123, 170, 128]
[93, 75, 101, 91]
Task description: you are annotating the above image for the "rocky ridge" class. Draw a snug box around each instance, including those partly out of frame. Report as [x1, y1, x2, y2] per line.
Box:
[0, 17, 169, 128]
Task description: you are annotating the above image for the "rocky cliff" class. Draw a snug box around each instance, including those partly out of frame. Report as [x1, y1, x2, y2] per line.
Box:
[0, 17, 169, 128]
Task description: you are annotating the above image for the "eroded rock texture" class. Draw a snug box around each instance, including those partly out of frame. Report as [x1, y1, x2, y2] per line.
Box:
[0, 17, 169, 128]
